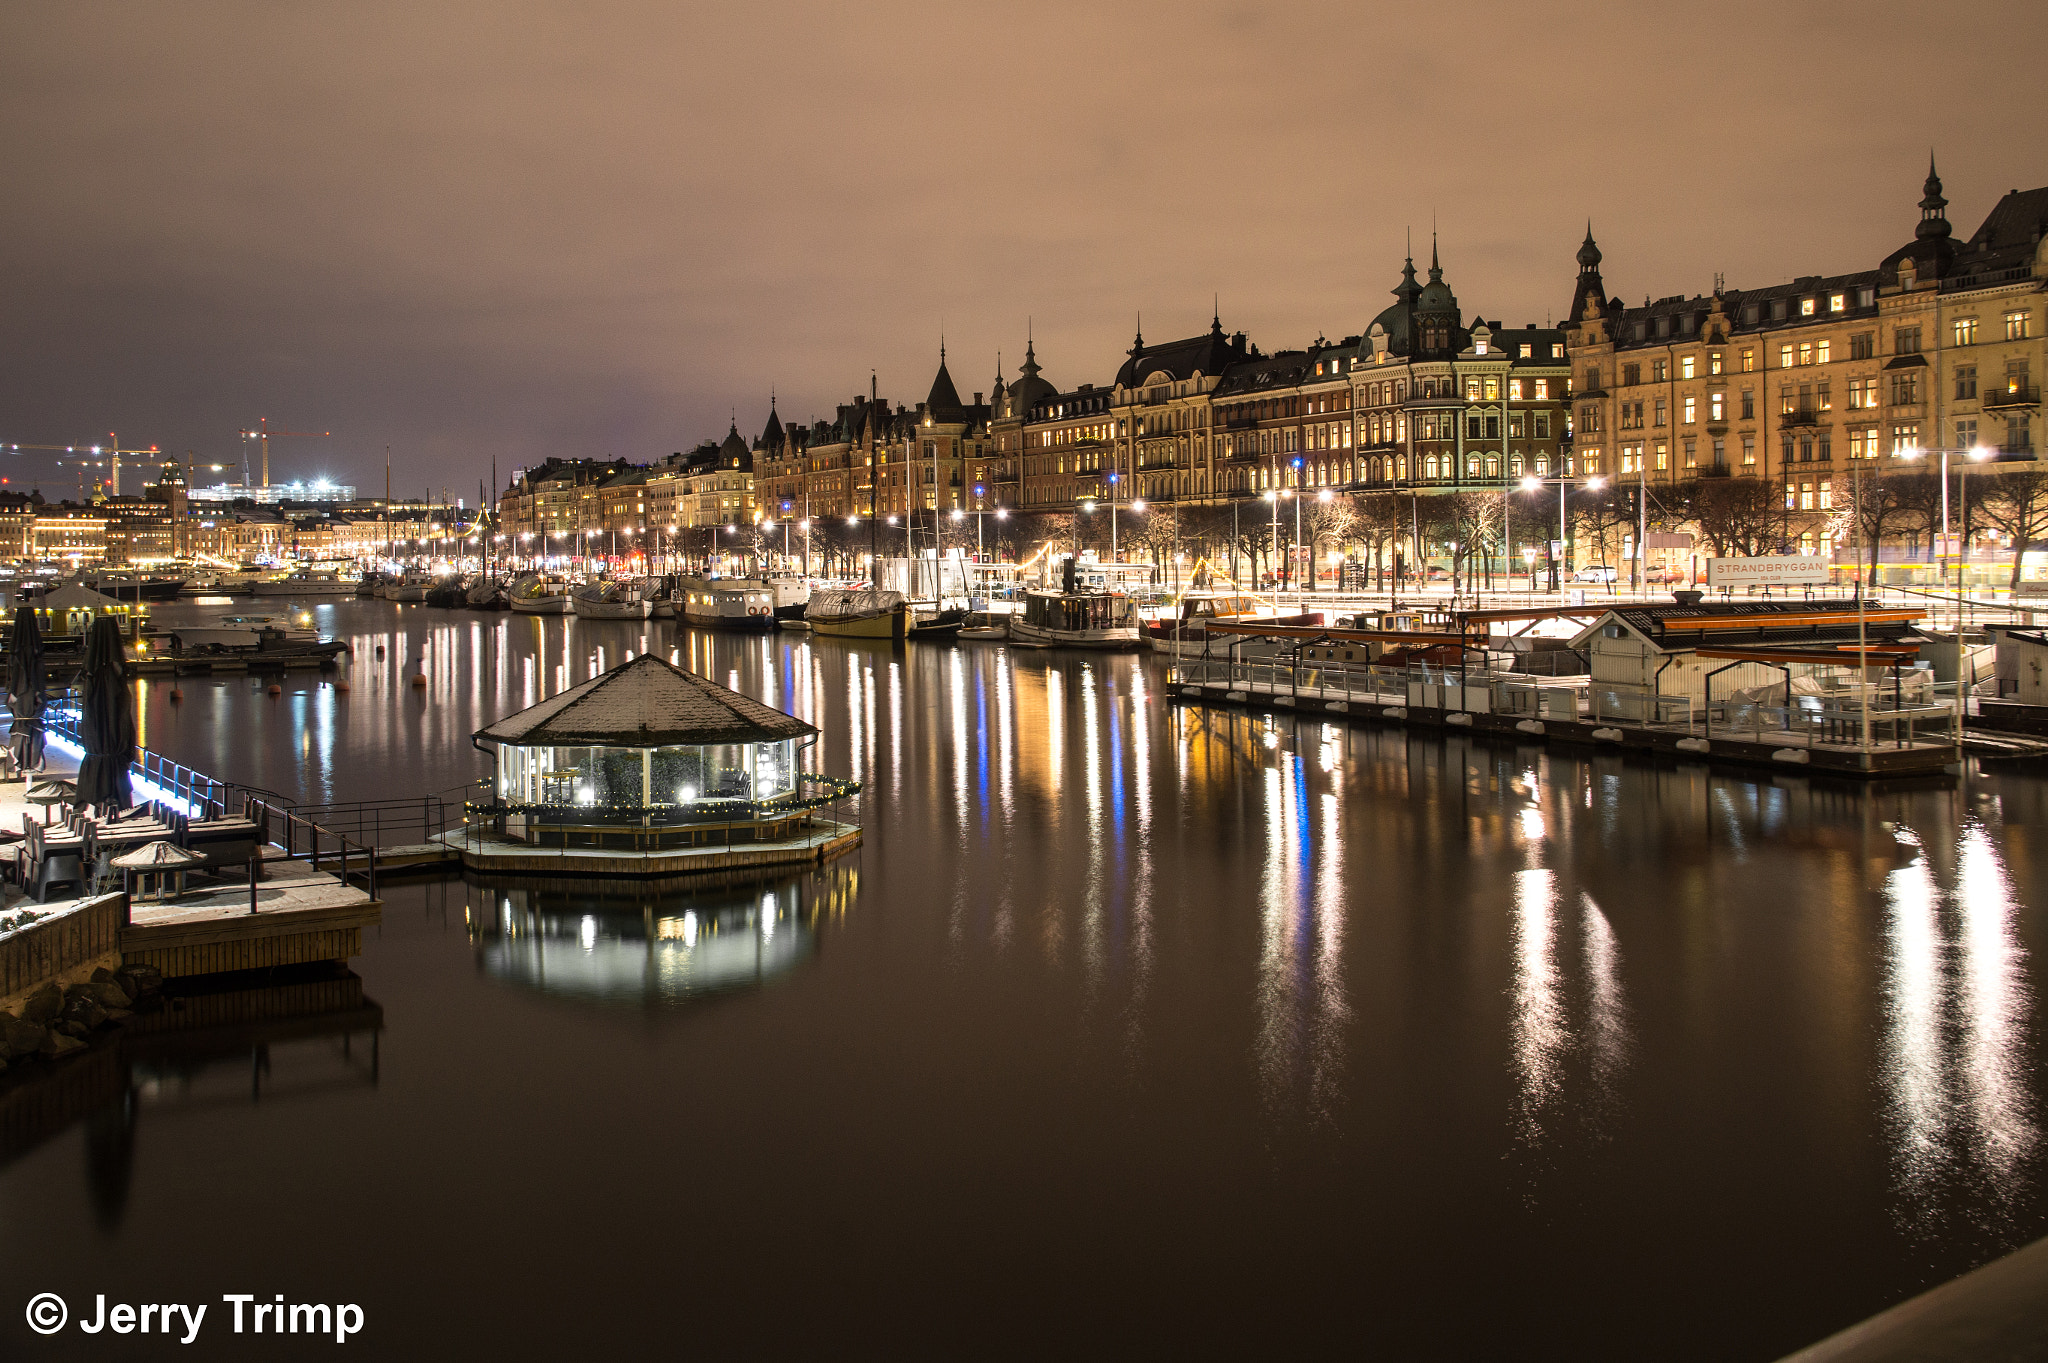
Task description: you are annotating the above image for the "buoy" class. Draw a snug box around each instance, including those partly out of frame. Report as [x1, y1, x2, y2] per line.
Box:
[169, 688, 183, 702]
[336, 679, 350, 693]
[267, 683, 282, 696]
[410, 673, 427, 688]
[376, 646, 386, 657]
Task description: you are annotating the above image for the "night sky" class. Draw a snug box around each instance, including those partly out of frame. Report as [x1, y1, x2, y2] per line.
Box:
[4, 1, 2045, 497]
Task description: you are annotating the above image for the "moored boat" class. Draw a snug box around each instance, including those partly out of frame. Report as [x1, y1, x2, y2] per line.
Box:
[1008, 589, 1142, 649]
[805, 588, 909, 640]
[572, 581, 658, 620]
[508, 573, 574, 614]
[957, 611, 1009, 642]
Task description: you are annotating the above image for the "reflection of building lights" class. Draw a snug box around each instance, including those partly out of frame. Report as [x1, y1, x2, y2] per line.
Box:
[681, 910, 698, 948]
[579, 916, 597, 950]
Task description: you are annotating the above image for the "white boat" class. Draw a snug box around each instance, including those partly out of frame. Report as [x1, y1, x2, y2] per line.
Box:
[761, 576, 809, 621]
[250, 567, 358, 596]
[168, 614, 324, 652]
[388, 571, 434, 603]
[571, 582, 657, 620]
[678, 579, 776, 630]
[1007, 590, 1142, 649]
[509, 573, 574, 614]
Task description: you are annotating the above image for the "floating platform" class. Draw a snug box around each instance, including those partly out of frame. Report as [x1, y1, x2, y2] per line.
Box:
[432, 819, 861, 878]
[1170, 679, 1964, 779]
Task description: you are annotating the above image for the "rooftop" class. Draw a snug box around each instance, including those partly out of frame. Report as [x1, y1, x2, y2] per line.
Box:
[475, 653, 816, 747]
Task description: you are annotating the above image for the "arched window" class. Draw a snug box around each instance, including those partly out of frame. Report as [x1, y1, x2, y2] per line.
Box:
[1510, 455, 1525, 478]
[1485, 457, 1500, 478]
[1425, 455, 1441, 479]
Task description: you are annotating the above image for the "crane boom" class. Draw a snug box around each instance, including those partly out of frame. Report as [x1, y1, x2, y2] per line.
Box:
[238, 417, 330, 488]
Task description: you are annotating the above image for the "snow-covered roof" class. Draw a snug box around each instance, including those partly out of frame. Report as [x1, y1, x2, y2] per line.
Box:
[475, 654, 815, 747]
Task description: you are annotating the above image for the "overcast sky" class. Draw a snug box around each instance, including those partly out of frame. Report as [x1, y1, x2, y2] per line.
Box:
[3, 0, 2044, 500]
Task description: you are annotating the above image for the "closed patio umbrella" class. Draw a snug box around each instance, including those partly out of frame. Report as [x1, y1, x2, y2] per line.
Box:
[74, 617, 135, 817]
[7, 605, 45, 776]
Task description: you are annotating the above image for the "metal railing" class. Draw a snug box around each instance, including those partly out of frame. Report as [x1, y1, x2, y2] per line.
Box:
[293, 780, 485, 848]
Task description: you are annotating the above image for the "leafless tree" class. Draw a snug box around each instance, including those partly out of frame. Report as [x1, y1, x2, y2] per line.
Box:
[1680, 476, 1784, 558]
[1973, 468, 2048, 589]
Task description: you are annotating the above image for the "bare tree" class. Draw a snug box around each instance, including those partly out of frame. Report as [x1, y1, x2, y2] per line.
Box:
[1974, 468, 2048, 589]
[1681, 476, 1783, 558]
[1846, 471, 1918, 581]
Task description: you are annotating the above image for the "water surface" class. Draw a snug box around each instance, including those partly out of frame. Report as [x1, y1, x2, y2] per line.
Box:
[4, 598, 2045, 1359]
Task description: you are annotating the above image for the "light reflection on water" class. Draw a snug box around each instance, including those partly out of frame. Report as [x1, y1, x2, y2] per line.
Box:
[1883, 820, 2039, 1216]
[90, 600, 2048, 1353]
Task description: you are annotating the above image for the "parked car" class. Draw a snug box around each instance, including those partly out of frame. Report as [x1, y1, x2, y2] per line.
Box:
[1573, 564, 1619, 584]
[1644, 566, 1690, 584]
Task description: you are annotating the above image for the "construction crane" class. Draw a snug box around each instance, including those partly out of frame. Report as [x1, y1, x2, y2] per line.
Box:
[238, 417, 330, 489]
[1, 435, 162, 496]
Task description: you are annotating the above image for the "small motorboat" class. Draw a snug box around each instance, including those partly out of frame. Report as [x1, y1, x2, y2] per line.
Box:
[957, 611, 1009, 642]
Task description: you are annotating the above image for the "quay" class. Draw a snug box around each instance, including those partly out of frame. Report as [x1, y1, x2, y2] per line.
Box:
[0, 737, 381, 1011]
[1167, 599, 1991, 779]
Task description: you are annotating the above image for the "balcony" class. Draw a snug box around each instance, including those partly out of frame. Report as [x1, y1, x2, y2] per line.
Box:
[1985, 384, 2041, 411]
[1779, 408, 1819, 427]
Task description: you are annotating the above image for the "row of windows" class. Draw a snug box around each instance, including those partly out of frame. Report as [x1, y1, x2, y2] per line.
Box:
[1953, 312, 2035, 345]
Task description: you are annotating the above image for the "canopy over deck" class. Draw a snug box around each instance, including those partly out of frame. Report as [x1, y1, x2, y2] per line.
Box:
[475, 653, 815, 748]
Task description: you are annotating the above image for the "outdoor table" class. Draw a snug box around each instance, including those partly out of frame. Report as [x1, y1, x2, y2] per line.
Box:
[112, 839, 205, 901]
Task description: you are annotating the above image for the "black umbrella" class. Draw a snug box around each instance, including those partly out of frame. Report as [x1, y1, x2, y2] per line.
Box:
[74, 616, 135, 816]
[7, 605, 45, 776]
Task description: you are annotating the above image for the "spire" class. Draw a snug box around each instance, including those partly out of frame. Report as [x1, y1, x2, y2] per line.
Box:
[1428, 231, 1443, 283]
[1131, 312, 1144, 353]
[1211, 293, 1222, 333]
[1578, 221, 1602, 271]
[1918, 152, 1952, 240]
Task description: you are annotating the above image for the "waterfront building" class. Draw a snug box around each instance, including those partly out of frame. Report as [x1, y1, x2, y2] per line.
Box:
[1564, 163, 2046, 554]
[1347, 245, 1572, 493]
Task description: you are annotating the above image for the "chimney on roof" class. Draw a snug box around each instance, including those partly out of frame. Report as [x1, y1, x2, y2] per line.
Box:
[973, 392, 982, 405]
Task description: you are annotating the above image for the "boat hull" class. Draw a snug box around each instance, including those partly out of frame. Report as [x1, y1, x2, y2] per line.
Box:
[510, 596, 573, 615]
[251, 579, 357, 596]
[1009, 620, 1143, 650]
[808, 607, 908, 640]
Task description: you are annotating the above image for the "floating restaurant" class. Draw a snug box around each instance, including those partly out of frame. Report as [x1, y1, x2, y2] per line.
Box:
[450, 654, 861, 875]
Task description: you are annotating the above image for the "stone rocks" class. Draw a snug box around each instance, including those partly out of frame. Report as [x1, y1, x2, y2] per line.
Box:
[113, 964, 163, 1000]
[39, 1031, 84, 1060]
[0, 961, 167, 1068]
[58, 991, 108, 1032]
[21, 983, 62, 1024]
[0, 1013, 47, 1060]
[81, 981, 132, 1011]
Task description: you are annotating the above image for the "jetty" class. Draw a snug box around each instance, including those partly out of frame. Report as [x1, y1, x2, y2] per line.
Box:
[0, 725, 380, 1011]
[1168, 600, 1977, 778]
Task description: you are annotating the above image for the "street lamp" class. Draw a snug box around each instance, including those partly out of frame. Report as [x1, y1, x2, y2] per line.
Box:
[1520, 472, 1606, 591]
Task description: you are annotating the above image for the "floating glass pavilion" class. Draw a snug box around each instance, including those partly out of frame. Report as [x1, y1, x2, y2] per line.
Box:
[473, 654, 853, 850]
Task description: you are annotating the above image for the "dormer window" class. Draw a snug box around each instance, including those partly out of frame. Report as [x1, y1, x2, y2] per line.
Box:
[1801, 298, 1817, 316]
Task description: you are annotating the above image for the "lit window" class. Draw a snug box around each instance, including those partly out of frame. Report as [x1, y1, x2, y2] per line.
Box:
[1954, 318, 1979, 347]
[2007, 311, 2034, 341]
[1741, 349, 1756, 373]
[1519, 344, 1533, 358]
[1683, 396, 1697, 424]
[1534, 379, 1548, 400]
[1710, 352, 1723, 376]
[1681, 356, 1697, 379]
[1801, 298, 1817, 316]
[1797, 343, 1813, 366]
[1829, 293, 1845, 312]
[1780, 344, 1794, 368]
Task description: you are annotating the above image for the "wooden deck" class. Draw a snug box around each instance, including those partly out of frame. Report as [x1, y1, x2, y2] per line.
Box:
[118, 850, 383, 978]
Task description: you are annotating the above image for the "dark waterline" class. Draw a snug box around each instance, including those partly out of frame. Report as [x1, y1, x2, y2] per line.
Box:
[4, 598, 2045, 1360]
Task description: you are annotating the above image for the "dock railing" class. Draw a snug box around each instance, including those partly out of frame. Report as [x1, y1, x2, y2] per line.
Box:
[1170, 654, 1965, 758]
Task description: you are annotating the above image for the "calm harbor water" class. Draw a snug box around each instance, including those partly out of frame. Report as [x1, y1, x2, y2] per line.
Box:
[5, 597, 2046, 1359]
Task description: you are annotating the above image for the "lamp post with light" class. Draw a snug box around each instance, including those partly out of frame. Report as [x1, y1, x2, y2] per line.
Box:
[1519, 473, 1607, 591]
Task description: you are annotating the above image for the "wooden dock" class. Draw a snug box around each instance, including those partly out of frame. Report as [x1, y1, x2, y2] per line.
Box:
[118, 850, 382, 979]
[1170, 678, 1965, 779]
